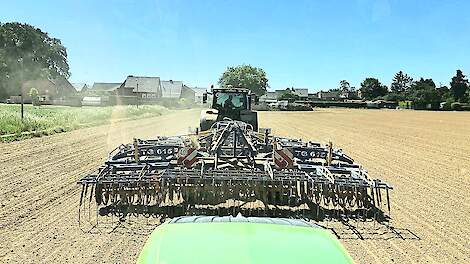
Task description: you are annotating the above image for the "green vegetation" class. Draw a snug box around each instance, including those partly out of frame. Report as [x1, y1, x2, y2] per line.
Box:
[218, 64, 269, 96]
[352, 70, 470, 110]
[29, 87, 40, 106]
[0, 22, 70, 99]
[0, 104, 167, 140]
[359, 78, 388, 100]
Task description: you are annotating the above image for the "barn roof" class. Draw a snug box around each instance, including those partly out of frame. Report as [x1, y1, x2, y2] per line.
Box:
[91, 82, 121, 91]
[122, 76, 161, 93]
[71, 83, 88, 92]
[161, 80, 183, 98]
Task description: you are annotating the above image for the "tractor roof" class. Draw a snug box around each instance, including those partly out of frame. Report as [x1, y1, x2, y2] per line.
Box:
[137, 216, 353, 264]
[213, 87, 251, 94]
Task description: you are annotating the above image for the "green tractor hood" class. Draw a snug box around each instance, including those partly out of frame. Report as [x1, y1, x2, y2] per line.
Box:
[138, 216, 353, 264]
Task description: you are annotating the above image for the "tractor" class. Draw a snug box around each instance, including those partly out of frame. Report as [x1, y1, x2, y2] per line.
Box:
[200, 87, 258, 131]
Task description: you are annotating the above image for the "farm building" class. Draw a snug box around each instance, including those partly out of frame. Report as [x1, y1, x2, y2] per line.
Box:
[259, 91, 277, 103]
[308, 92, 319, 100]
[90, 82, 122, 93]
[71, 83, 90, 93]
[160, 80, 182, 99]
[190, 87, 209, 104]
[23, 77, 76, 99]
[181, 85, 196, 101]
[317, 90, 341, 101]
[274, 88, 309, 100]
[159, 80, 194, 100]
[10, 77, 77, 104]
[86, 76, 195, 105]
[120, 76, 161, 100]
[290, 88, 308, 99]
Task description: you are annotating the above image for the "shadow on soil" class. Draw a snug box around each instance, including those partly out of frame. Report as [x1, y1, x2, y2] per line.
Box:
[79, 204, 420, 241]
[322, 221, 421, 241]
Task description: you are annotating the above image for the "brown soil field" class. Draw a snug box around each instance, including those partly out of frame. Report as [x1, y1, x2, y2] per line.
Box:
[1, 108, 469, 263]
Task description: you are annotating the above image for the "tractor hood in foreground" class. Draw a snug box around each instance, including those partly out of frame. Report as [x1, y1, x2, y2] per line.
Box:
[137, 216, 354, 264]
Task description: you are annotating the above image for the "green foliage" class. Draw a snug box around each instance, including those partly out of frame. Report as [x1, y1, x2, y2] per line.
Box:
[339, 80, 351, 92]
[0, 104, 167, 140]
[218, 64, 269, 96]
[436, 85, 451, 101]
[359, 78, 388, 100]
[391, 71, 413, 94]
[451, 102, 464, 111]
[0, 22, 70, 99]
[440, 97, 454, 110]
[408, 78, 440, 109]
[29, 87, 40, 106]
[398, 101, 413, 109]
[450, 70, 469, 102]
[384, 92, 405, 102]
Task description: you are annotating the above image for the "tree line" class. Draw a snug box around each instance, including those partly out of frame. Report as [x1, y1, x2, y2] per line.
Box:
[349, 70, 470, 108]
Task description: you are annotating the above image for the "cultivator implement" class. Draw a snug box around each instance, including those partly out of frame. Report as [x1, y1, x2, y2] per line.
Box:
[78, 120, 392, 222]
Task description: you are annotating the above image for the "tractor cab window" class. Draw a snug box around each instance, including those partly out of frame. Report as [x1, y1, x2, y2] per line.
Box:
[214, 92, 247, 110]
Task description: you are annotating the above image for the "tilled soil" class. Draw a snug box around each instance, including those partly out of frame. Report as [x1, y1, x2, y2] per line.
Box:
[1, 108, 469, 263]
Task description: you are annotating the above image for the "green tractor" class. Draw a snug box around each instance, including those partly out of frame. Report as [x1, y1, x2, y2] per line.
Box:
[137, 215, 354, 264]
[200, 87, 258, 131]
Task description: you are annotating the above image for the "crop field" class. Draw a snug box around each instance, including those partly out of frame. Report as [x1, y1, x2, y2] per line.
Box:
[0, 108, 469, 263]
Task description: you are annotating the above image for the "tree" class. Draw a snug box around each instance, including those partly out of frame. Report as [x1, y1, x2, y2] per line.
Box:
[390, 71, 413, 94]
[0, 22, 70, 99]
[450, 70, 469, 102]
[408, 78, 440, 108]
[359, 78, 388, 100]
[218, 64, 268, 96]
[436, 85, 451, 101]
[339, 80, 351, 92]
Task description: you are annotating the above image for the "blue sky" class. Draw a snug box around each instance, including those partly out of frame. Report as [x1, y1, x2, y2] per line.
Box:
[1, 0, 469, 91]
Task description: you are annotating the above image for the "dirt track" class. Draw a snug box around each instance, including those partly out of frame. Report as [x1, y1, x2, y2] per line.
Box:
[1, 108, 470, 263]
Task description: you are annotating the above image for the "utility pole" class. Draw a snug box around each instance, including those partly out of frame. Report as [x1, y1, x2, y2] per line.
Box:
[19, 57, 24, 121]
[20, 91, 24, 120]
[136, 82, 139, 108]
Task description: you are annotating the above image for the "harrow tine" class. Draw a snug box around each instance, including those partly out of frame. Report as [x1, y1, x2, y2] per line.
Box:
[386, 187, 391, 214]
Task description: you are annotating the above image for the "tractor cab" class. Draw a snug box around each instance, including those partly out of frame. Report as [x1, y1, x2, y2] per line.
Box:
[200, 87, 258, 131]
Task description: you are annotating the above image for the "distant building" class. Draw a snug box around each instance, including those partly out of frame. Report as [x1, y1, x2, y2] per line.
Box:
[90, 82, 122, 93]
[160, 80, 183, 99]
[290, 88, 308, 99]
[259, 91, 277, 103]
[19, 77, 76, 102]
[120, 76, 161, 99]
[272, 88, 309, 101]
[190, 87, 209, 104]
[339, 90, 359, 100]
[308, 92, 319, 100]
[317, 90, 341, 101]
[181, 85, 196, 101]
[71, 83, 89, 93]
[88, 76, 194, 104]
